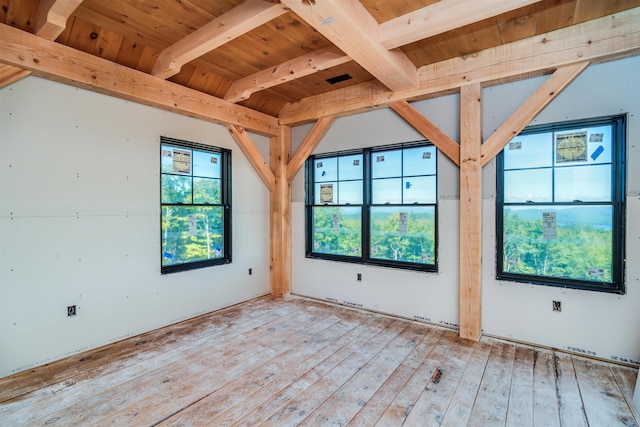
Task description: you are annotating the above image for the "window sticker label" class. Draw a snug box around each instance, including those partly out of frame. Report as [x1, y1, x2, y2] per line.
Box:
[372, 246, 379, 254]
[556, 131, 587, 163]
[398, 212, 408, 234]
[188, 214, 197, 235]
[421, 253, 431, 261]
[314, 241, 320, 249]
[212, 243, 222, 255]
[316, 161, 323, 168]
[588, 267, 604, 277]
[542, 212, 556, 239]
[353, 159, 360, 166]
[405, 181, 412, 189]
[589, 133, 604, 143]
[376, 155, 385, 162]
[507, 257, 518, 266]
[173, 149, 191, 173]
[162, 149, 173, 157]
[590, 145, 605, 161]
[210, 156, 218, 164]
[320, 184, 334, 203]
[509, 141, 522, 150]
[423, 152, 431, 159]
[163, 251, 174, 259]
[351, 248, 359, 255]
[332, 214, 340, 232]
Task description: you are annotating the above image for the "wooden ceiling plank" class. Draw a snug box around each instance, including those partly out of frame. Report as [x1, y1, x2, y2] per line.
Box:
[379, 0, 542, 49]
[34, 0, 84, 40]
[152, 0, 287, 79]
[225, 46, 350, 103]
[389, 101, 460, 166]
[480, 61, 589, 167]
[286, 116, 335, 182]
[226, 125, 276, 192]
[279, 7, 640, 125]
[280, 0, 417, 92]
[0, 23, 279, 136]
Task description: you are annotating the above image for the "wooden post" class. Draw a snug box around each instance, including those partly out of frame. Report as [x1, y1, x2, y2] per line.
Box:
[459, 83, 483, 340]
[270, 125, 292, 296]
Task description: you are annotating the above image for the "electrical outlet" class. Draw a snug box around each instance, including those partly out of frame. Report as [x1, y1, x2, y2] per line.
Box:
[248, 268, 252, 275]
[357, 273, 362, 281]
[67, 305, 77, 317]
[553, 301, 561, 312]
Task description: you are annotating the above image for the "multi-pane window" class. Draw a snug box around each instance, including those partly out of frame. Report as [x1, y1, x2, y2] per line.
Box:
[307, 142, 438, 271]
[496, 115, 626, 293]
[161, 137, 231, 273]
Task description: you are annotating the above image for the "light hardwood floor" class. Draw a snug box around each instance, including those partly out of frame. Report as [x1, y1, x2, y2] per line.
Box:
[0, 296, 638, 426]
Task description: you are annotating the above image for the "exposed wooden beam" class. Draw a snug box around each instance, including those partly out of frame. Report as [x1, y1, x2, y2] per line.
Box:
[389, 101, 460, 166]
[286, 117, 335, 182]
[480, 62, 589, 166]
[279, 7, 640, 125]
[379, 0, 542, 50]
[0, 23, 279, 136]
[270, 126, 292, 296]
[0, 63, 31, 87]
[226, 125, 276, 192]
[280, 0, 417, 92]
[225, 46, 350, 103]
[152, 0, 287, 79]
[1, 0, 84, 89]
[34, 0, 84, 40]
[459, 83, 483, 341]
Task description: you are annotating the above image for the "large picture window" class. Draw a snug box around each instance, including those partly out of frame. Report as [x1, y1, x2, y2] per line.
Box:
[306, 142, 437, 271]
[496, 115, 625, 293]
[161, 137, 231, 274]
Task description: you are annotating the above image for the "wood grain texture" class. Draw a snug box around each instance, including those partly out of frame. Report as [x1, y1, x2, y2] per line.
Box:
[459, 83, 483, 341]
[0, 297, 636, 426]
[269, 125, 292, 296]
[286, 116, 335, 182]
[390, 101, 460, 166]
[279, 8, 640, 125]
[226, 124, 275, 192]
[0, 22, 280, 136]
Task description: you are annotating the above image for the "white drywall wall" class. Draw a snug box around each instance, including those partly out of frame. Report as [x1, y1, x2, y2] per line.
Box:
[0, 77, 270, 378]
[291, 56, 640, 365]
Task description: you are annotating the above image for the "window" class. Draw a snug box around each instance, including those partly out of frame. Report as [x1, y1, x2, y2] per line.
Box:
[161, 137, 231, 273]
[496, 115, 626, 293]
[306, 142, 437, 271]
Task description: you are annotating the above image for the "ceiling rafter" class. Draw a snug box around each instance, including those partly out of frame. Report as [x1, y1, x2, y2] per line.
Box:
[152, 0, 288, 79]
[279, 0, 417, 92]
[224, 46, 350, 103]
[0, 0, 84, 89]
[278, 7, 640, 125]
[379, 0, 543, 49]
[35, 0, 85, 39]
[223, 0, 540, 103]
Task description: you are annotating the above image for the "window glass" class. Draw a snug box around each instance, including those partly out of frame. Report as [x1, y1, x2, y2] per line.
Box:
[370, 206, 435, 265]
[312, 206, 362, 257]
[372, 150, 401, 178]
[497, 115, 625, 293]
[161, 138, 230, 273]
[307, 141, 438, 271]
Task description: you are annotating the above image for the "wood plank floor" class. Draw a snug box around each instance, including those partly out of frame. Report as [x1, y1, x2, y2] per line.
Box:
[0, 295, 638, 426]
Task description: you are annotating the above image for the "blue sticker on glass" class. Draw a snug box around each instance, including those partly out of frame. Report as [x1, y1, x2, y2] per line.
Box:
[163, 252, 174, 259]
[321, 171, 326, 176]
[213, 243, 222, 251]
[405, 181, 411, 189]
[591, 145, 604, 161]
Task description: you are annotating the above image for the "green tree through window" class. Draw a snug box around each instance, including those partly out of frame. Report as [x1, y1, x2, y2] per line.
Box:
[161, 137, 231, 273]
[496, 115, 625, 293]
[306, 142, 438, 271]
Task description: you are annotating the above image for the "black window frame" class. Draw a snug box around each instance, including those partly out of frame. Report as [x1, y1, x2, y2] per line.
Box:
[305, 141, 438, 272]
[496, 115, 626, 293]
[160, 136, 232, 274]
